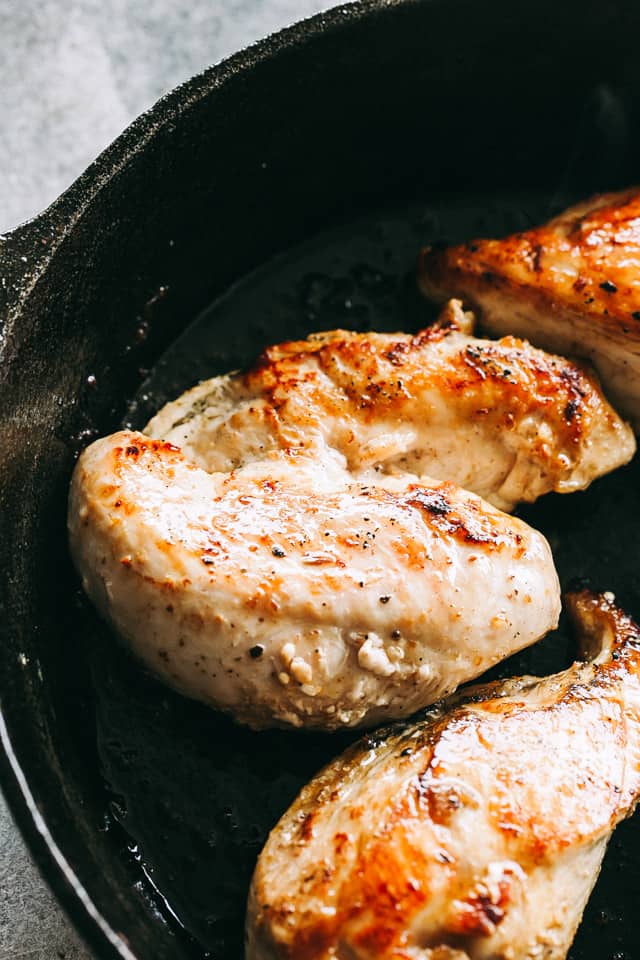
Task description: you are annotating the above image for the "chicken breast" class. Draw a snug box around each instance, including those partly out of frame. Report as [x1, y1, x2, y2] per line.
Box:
[419, 188, 640, 430]
[247, 590, 640, 959]
[68, 431, 560, 730]
[145, 300, 634, 513]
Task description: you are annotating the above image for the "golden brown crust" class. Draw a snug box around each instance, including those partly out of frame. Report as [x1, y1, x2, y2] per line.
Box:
[238, 313, 630, 501]
[248, 592, 640, 959]
[419, 187, 640, 339]
[394, 483, 526, 557]
[247, 321, 605, 438]
[147, 296, 635, 510]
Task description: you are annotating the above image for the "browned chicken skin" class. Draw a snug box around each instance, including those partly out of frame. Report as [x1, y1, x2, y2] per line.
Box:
[247, 591, 640, 960]
[419, 188, 640, 429]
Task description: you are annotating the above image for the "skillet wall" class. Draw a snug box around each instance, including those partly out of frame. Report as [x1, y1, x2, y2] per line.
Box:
[1, 1, 640, 957]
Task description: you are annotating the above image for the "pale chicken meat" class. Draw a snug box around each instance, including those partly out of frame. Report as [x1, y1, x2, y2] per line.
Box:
[247, 591, 640, 959]
[68, 431, 560, 730]
[145, 300, 634, 513]
[419, 188, 640, 430]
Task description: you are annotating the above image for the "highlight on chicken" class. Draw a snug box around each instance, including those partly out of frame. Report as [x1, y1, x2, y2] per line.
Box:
[247, 590, 640, 960]
[68, 431, 560, 730]
[419, 188, 640, 431]
[146, 299, 634, 513]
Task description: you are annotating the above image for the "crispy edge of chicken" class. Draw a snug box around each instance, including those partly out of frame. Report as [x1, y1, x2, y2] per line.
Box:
[419, 188, 640, 430]
[246, 590, 640, 959]
[145, 300, 635, 513]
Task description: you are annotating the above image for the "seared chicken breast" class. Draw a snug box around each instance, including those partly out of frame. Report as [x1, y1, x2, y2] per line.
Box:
[146, 300, 634, 513]
[419, 188, 640, 430]
[68, 431, 560, 730]
[247, 590, 640, 959]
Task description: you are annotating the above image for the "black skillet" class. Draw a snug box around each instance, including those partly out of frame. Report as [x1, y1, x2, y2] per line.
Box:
[2, 1, 640, 957]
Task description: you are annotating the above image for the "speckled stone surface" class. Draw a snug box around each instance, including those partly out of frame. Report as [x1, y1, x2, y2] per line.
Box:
[0, 0, 342, 232]
[0, 1, 342, 956]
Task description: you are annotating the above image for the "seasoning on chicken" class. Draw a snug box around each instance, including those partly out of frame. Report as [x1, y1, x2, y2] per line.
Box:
[419, 188, 640, 430]
[146, 299, 634, 513]
[68, 431, 560, 730]
[247, 590, 640, 959]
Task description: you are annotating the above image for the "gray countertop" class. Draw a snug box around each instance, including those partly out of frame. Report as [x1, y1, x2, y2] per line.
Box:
[0, 2, 342, 955]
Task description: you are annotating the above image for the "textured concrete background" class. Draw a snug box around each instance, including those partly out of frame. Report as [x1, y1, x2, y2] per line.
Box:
[0, 0, 341, 232]
[0, 1, 342, 956]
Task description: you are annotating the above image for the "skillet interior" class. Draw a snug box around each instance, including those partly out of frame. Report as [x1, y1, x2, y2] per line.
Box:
[108, 189, 640, 959]
[2, 1, 640, 957]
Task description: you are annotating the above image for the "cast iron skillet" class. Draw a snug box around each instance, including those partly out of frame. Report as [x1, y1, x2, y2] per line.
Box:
[2, 1, 640, 957]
